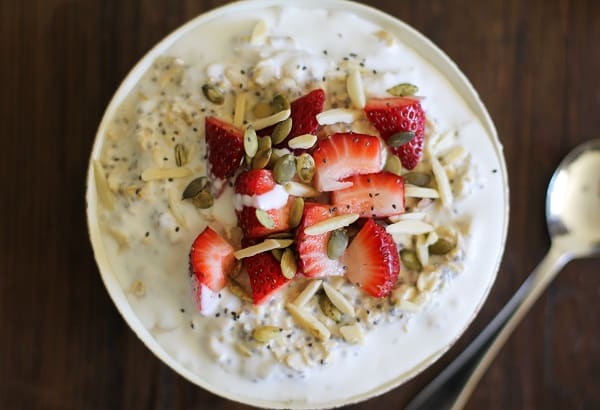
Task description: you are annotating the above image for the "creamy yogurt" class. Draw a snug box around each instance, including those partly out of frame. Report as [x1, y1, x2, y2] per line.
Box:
[89, 2, 507, 407]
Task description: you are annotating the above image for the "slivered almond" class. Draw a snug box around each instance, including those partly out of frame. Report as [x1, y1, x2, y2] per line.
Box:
[322, 282, 355, 317]
[405, 185, 440, 199]
[288, 134, 317, 150]
[293, 280, 323, 307]
[284, 181, 320, 197]
[141, 167, 192, 181]
[386, 220, 435, 235]
[250, 20, 268, 46]
[431, 156, 453, 206]
[286, 303, 331, 341]
[233, 239, 294, 259]
[250, 109, 291, 130]
[168, 189, 187, 228]
[304, 214, 359, 236]
[346, 69, 366, 109]
[93, 160, 115, 210]
[316, 109, 361, 125]
[388, 212, 427, 223]
[339, 324, 364, 344]
[233, 92, 247, 128]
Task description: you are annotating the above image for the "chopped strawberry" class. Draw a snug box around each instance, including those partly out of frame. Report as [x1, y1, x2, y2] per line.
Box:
[364, 97, 425, 170]
[287, 89, 325, 141]
[238, 201, 292, 239]
[332, 172, 405, 218]
[312, 133, 382, 191]
[343, 219, 400, 298]
[295, 203, 345, 278]
[235, 169, 276, 196]
[189, 227, 235, 314]
[190, 275, 220, 315]
[205, 116, 244, 179]
[244, 251, 291, 304]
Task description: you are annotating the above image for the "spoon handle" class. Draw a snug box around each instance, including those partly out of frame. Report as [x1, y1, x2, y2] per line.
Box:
[405, 244, 570, 410]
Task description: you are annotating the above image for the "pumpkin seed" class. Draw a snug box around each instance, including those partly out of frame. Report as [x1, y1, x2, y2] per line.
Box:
[388, 131, 416, 147]
[273, 154, 296, 184]
[267, 150, 280, 168]
[257, 135, 272, 151]
[253, 101, 274, 118]
[384, 155, 403, 176]
[318, 292, 342, 322]
[403, 172, 431, 187]
[271, 118, 292, 145]
[289, 197, 304, 228]
[400, 249, 422, 271]
[327, 229, 348, 259]
[387, 83, 419, 97]
[252, 148, 272, 169]
[192, 190, 214, 209]
[255, 209, 275, 229]
[182, 176, 209, 199]
[271, 248, 283, 261]
[267, 232, 294, 239]
[242, 126, 258, 159]
[272, 94, 290, 112]
[429, 237, 456, 255]
[296, 153, 315, 183]
[252, 326, 281, 343]
[174, 144, 187, 167]
[202, 83, 225, 105]
[280, 248, 297, 279]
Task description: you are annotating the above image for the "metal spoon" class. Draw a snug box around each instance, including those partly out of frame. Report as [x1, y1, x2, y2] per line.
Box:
[406, 139, 600, 410]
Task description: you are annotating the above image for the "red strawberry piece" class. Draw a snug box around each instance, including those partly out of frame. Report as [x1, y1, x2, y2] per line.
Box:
[189, 227, 235, 314]
[296, 203, 345, 278]
[244, 251, 291, 304]
[332, 172, 405, 218]
[342, 219, 400, 298]
[364, 97, 425, 170]
[312, 133, 382, 191]
[238, 200, 292, 239]
[235, 169, 276, 196]
[205, 116, 244, 179]
[190, 275, 220, 315]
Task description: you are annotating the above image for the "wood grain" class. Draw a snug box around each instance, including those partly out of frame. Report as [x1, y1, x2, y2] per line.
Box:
[0, 0, 598, 409]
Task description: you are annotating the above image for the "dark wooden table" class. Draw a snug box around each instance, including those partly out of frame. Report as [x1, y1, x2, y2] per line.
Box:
[1, 0, 599, 409]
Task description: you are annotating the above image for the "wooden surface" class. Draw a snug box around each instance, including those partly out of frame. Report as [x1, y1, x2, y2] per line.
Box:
[1, 0, 599, 409]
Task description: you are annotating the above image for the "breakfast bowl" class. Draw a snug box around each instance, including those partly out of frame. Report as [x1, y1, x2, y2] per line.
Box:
[86, 0, 509, 408]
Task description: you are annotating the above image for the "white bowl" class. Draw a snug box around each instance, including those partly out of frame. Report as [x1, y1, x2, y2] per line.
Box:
[86, 0, 509, 408]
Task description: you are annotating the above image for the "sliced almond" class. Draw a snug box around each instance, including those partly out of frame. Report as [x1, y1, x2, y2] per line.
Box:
[322, 282, 355, 317]
[93, 160, 115, 210]
[339, 324, 364, 344]
[233, 239, 294, 259]
[316, 109, 361, 125]
[233, 92, 247, 128]
[293, 280, 323, 307]
[284, 181, 320, 197]
[346, 69, 366, 109]
[304, 214, 359, 236]
[286, 303, 331, 341]
[405, 185, 440, 199]
[141, 167, 192, 181]
[388, 212, 427, 223]
[252, 325, 281, 343]
[288, 133, 318, 150]
[431, 156, 453, 206]
[250, 20, 268, 46]
[250, 108, 291, 130]
[168, 189, 187, 228]
[386, 220, 435, 235]
[235, 342, 253, 357]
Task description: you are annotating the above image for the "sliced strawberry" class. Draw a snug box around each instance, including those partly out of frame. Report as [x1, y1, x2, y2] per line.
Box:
[296, 203, 345, 278]
[364, 97, 425, 170]
[312, 133, 382, 191]
[332, 172, 405, 218]
[287, 89, 325, 141]
[189, 227, 235, 314]
[190, 275, 220, 315]
[238, 201, 292, 239]
[244, 251, 291, 304]
[205, 116, 244, 179]
[343, 219, 400, 298]
[235, 169, 276, 196]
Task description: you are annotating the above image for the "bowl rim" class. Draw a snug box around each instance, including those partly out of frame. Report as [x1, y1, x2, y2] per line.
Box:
[85, 0, 509, 408]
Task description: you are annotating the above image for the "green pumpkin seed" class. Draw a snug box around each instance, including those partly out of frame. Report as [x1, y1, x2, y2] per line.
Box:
[252, 148, 272, 169]
[388, 131, 416, 147]
[253, 101, 274, 118]
[296, 153, 316, 183]
[243, 126, 258, 158]
[252, 326, 281, 343]
[327, 229, 348, 259]
[387, 83, 419, 97]
[271, 118, 293, 145]
[182, 176, 209, 199]
[403, 172, 431, 187]
[255, 209, 275, 228]
[257, 135, 272, 151]
[280, 248, 297, 279]
[429, 238, 456, 255]
[267, 150, 281, 168]
[273, 154, 296, 184]
[289, 197, 304, 228]
[400, 249, 422, 271]
[192, 190, 214, 209]
[202, 83, 225, 105]
[272, 94, 290, 112]
[318, 292, 342, 322]
[384, 154, 403, 176]
[174, 144, 187, 167]
[271, 248, 283, 261]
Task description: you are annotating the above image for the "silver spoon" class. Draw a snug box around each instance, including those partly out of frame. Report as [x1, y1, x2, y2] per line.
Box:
[406, 139, 600, 410]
